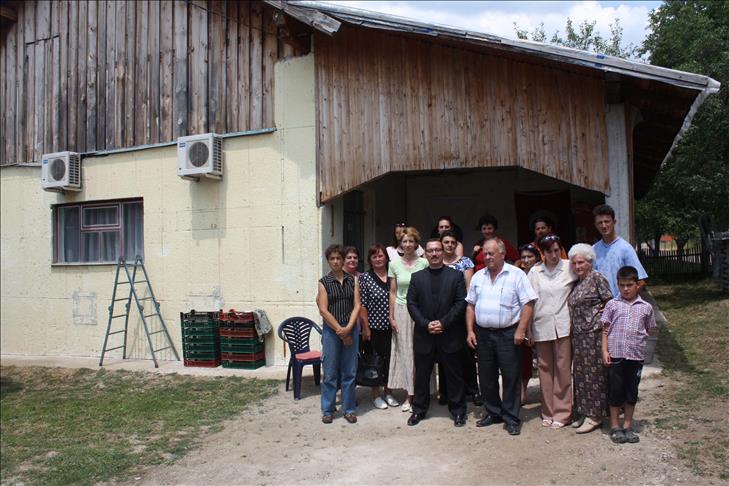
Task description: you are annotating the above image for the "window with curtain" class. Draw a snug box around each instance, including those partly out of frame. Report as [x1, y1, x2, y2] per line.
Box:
[54, 199, 143, 264]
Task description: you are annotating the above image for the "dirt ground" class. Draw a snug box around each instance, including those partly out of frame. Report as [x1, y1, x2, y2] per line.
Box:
[134, 372, 712, 486]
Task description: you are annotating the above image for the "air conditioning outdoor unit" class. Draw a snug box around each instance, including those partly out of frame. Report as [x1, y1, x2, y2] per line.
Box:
[41, 151, 82, 192]
[177, 133, 223, 180]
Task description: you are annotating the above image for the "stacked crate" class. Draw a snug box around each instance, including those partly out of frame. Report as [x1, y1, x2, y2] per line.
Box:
[219, 309, 266, 369]
[181, 311, 221, 367]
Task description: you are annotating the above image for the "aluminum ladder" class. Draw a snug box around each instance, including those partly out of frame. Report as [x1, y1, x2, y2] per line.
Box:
[99, 256, 179, 368]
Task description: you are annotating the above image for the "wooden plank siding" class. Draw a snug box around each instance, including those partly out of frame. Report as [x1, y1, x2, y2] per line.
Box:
[315, 28, 610, 202]
[0, 0, 298, 165]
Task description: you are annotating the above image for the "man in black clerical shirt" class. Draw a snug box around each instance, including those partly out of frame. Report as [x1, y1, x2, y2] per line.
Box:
[406, 238, 468, 427]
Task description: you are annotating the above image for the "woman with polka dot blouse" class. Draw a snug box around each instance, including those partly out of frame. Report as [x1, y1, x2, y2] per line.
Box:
[359, 244, 399, 409]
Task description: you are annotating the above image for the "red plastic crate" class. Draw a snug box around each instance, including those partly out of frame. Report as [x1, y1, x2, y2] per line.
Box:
[183, 358, 221, 368]
[219, 327, 258, 338]
[219, 309, 255, 325]
[220, 351, 265, 362]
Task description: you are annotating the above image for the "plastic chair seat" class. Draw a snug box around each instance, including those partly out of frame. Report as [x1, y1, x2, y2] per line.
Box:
[295, 350, 321, 362]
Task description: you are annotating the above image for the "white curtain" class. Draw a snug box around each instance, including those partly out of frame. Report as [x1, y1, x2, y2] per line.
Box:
[57, 202, 143, 263]
[58, 206, 80, 262]
[123, 202, 144, 260]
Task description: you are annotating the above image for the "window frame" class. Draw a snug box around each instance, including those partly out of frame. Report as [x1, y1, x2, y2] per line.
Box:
[81, 204, 121, 230]
[52, 198, 144, 266]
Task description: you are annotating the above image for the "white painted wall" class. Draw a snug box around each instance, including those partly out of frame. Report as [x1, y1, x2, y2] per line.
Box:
[0, 54, 320, 364]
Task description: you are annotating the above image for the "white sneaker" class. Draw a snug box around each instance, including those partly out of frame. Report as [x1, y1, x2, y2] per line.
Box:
[373, 396, 388, 409]
[400, 401, 412, 412]
[384, 394, 400, 407]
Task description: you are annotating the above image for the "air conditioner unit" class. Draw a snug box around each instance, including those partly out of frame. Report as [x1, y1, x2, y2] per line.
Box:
[41, 151, 82, 192]
[177, 133, 223, 180]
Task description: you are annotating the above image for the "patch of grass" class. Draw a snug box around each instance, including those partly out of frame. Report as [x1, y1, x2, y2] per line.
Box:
[0, 366, 278, 485]
[653, 277, 729, 398]
[651, 276, 729, 480]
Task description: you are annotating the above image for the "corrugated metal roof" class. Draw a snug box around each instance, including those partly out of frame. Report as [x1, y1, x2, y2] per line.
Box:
[289, 0, 720, 94]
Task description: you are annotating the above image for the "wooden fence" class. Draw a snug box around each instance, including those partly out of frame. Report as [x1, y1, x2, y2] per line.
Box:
[637, 246, 708, 275]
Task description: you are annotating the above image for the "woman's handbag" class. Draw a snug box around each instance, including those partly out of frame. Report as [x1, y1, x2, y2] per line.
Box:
[356, 346, 385, 387]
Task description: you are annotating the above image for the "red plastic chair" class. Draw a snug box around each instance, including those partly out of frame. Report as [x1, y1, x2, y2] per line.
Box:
[278, 317, 322, 400]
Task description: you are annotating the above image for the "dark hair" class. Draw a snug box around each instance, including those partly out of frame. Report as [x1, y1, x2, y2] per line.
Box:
[325, 244, 343, 260]
[476, 214, 498, 231]
[533, 216, 554, 231]
[392, 222, 407, 247]
[538, 234, 561, 251]
[436, 216, 454, 228]
[440, 229, 458, 242]
[425, 238, 444, 249]
[592, 204, 616, 220]
[343, 245, 360, 258]
[431, 216, 463, 242]
[617, 266, 639, 282]
[367, 244, 389, 267]
[518, 243, 542, 262]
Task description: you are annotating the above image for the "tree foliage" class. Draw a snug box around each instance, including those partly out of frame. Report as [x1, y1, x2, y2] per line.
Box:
[514, 18, 635, 58]
[636, 1, 729, 246]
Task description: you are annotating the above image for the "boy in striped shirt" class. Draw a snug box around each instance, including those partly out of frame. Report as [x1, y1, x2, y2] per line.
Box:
[601, 266, 658, 444]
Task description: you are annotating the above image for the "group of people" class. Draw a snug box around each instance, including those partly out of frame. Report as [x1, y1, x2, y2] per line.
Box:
[316, 204, 656, 444]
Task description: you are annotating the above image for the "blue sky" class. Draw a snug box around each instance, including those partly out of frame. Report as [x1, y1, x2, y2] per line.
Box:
[321, 1, 662, 48]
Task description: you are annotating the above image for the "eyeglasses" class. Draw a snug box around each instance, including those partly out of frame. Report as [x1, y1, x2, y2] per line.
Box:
[395, 223, 407, 228]
[541, 234, 561, 243]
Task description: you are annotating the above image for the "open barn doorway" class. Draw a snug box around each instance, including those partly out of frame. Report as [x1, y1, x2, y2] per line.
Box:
[331, 167, 605, 257]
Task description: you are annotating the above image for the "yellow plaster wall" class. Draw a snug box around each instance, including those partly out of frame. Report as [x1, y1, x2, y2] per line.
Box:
[0, 54, 321, 365]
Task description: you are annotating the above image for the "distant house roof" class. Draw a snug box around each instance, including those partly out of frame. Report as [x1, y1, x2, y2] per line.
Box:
[267, 0, 721, 197]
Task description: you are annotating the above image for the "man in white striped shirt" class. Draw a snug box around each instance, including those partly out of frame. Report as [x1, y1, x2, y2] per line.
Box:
[466, 238, 537, 435]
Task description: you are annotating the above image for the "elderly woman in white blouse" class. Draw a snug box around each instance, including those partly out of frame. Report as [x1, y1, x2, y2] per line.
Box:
[528, 234, 578, 429]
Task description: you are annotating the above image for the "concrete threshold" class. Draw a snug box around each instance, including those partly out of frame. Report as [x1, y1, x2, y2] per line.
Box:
[0, 354, 292, 380]
[1, 353, 663, 380]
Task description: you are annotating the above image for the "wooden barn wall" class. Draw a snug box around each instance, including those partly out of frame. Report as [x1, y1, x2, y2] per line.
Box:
[0, 0, 304, 166]
[315, 28, 610, 202]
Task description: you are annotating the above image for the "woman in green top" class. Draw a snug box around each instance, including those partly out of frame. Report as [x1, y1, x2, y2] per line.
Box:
[388, 226, 429, 412]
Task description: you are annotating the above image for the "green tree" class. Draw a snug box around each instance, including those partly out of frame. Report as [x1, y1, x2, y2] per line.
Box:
[514, 18, 635, 58]
[636, 1, 729, 252]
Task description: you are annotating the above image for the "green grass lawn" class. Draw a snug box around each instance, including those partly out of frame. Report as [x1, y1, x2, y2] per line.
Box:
[0, 367, 278, 485]
[651, 275, 729, 480]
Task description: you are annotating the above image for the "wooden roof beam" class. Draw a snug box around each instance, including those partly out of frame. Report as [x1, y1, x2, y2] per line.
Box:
[264, 0, 341, 36]
[0, 4, 17, 22]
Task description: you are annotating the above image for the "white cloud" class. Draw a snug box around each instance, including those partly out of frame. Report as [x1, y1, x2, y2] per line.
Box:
[320, 1, 654, 49]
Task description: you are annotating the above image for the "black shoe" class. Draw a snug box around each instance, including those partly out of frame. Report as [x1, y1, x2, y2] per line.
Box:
[472, 394, 483, 407]
[454, 414, 467, 427]
[505, 423, 521, 436]
[476, 415, 503, 427]
[407, 412, 426, 426]
[438, 395, 448, 406]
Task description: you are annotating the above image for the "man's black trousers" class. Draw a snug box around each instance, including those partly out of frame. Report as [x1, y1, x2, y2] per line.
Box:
[413, 344, 466, 416]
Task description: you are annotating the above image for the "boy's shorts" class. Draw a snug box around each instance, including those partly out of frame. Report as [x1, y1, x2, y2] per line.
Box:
[608, 359, 643, 406]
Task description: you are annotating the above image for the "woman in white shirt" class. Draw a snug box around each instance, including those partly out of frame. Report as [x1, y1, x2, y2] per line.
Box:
[528, 234, 578, 429]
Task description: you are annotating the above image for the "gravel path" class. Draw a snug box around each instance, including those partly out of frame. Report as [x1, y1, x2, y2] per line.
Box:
[136, 372, 703, 485]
